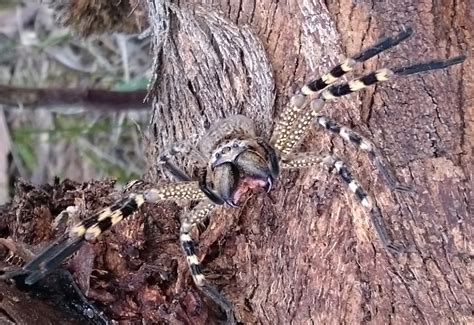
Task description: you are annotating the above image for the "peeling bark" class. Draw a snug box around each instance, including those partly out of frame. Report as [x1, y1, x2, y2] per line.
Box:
[1, 0, 471, 324]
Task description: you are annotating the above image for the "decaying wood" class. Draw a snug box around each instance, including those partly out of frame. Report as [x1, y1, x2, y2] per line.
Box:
[0, 0, 471, 324]
[0, 281, 81, 325]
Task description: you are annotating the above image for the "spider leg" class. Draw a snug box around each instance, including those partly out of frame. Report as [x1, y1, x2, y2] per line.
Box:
[7, 182, 207, 285]
[320, 55, 465, 101]
[314, 115, 410, 192]
[180, 201, 235, 323]
[302, 27, 413, 93]
[275, 54, 465, 155]
[271, 27, 414, 148]
[282, 153, 401, 254]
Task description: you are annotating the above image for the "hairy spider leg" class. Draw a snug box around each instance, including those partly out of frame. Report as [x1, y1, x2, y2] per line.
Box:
[11, 183, 207, 285]
[179, 201, 235, 322]
[271, 27, 414, 148]
[282, 153, 400, 254]
[319, 55, 466, 101]
[303, 27, 413, 93]
[313, 115, 411, 192]
[275, 55, 466, 156]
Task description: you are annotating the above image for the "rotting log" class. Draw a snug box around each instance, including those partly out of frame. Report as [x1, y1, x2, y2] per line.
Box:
[1, 0, 472, 324]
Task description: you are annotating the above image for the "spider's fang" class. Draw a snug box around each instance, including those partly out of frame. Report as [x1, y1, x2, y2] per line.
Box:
[264, 177, 273, 193]
[225, 199, 240, 208]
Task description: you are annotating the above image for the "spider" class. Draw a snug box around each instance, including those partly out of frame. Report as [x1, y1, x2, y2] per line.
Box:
[4, 27, 465, 323]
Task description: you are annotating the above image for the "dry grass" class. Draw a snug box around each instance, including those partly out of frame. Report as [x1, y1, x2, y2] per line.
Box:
[0, 2, 152, 203]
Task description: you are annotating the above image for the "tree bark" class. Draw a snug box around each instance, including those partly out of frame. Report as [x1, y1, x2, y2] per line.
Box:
[147, 0, 472, 323]
[1, 0, 471, 324]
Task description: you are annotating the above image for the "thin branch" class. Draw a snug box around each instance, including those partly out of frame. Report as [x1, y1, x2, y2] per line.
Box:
[0, 85, 150, 112]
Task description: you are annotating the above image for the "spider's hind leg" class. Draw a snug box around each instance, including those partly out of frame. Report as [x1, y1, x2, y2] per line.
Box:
[282, 153, 402, 254]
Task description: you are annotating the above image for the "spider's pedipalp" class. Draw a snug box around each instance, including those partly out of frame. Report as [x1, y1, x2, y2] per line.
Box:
[257, 138, 280, 179]
[158, 139, 206, 181]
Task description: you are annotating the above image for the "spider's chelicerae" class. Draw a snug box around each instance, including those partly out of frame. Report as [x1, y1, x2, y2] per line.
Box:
[6, 27, 465, 322]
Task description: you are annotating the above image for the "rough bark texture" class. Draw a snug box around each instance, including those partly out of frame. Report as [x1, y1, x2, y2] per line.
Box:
[147, 0, 472, 324]
[0, 0, 471, 324]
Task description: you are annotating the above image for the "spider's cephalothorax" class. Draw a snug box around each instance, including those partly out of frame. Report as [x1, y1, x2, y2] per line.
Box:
[203, 136, 280, 207]
[4, 27, 465, 323]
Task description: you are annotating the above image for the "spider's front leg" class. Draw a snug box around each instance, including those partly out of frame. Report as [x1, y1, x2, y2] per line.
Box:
[270, 27, 415, 150]
[271, 27, 465, 157]
[3, 182, 207, 284]
[282, 153, 401, 254]
[180, 201, 236, 324]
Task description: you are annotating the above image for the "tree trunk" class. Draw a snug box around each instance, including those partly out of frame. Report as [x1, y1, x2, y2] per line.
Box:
[1, 0, 471, 324]
[147, 0, 471, 323]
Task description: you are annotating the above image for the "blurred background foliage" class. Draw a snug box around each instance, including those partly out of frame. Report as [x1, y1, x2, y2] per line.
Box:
[0, 1, 152, 203]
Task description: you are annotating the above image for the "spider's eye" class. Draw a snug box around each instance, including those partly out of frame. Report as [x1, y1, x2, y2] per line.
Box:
[222, 146, 231, 154]
[215, 152, 221, 158]
[232, 142, 239, 148]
